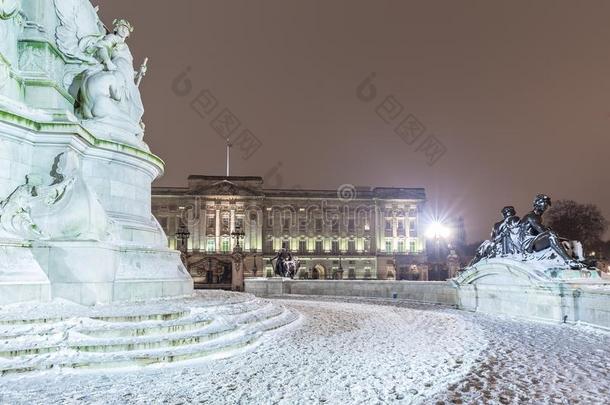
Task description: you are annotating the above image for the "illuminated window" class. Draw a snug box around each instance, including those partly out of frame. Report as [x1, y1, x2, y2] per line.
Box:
[206, 239, 216, 252]
[397, 220, 405, 236]
[409, 221, 417, 237]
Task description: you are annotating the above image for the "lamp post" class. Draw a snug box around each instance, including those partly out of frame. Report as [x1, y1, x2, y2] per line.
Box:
[252, 254, 258, 277]
[175, 222, 190, 254]
[337, 255, 344, 280]
[425, 221, 450, 262]
[231, 229, 245, 252]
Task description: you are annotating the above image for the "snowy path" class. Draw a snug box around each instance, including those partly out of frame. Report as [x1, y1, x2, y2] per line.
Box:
[0, 296, 609, 404]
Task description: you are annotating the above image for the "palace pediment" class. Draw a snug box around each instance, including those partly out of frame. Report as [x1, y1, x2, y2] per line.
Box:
[193, 180, 262, 197]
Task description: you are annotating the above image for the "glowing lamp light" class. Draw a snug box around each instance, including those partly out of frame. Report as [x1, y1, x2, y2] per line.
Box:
[425, 221, 450, 239]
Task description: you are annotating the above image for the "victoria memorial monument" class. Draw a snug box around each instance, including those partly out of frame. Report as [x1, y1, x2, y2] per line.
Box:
[0, 0, 193, 305]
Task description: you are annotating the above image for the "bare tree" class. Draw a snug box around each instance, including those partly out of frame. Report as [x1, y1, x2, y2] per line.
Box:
[545, 200, 608, 252]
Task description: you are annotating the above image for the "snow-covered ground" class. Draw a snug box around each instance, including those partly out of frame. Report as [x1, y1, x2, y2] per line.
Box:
[0, 295, 609, 404]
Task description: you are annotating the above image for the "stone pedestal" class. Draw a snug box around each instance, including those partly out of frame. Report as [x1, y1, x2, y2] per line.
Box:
[0, 0, 193, 305]
[0, 240, 51, 305]
[454, 258, 610, 328]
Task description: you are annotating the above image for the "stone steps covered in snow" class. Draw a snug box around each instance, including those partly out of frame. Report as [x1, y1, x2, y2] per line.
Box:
[0, 291, 297, 374]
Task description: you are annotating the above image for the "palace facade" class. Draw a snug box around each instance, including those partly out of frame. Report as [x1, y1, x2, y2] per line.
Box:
[152, 176, 427, 290]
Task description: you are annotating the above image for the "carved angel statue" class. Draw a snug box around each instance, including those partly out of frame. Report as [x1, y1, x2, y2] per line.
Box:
[0, 150, 116, 241]
[54, 0, 147, 144]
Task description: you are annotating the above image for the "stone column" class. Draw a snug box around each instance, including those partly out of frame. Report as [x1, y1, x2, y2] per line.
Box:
[215, 208, 220, 253]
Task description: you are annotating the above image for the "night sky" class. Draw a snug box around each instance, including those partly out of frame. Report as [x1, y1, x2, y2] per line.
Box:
[100, 0, 610, 243]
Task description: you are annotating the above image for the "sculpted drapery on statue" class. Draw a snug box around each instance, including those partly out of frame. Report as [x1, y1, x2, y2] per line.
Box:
[54, 0, 147, 145]
[0, 0, 20, 19]
[469, 195, 588, 269]
[0, 150, 115, 241]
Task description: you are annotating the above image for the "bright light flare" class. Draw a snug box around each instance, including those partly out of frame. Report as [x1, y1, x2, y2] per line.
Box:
[425, 221, 451, 239]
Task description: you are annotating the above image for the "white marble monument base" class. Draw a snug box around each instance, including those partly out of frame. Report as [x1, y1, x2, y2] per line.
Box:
[30, 241, 191, 306]
[454, 258, 610, 329]
[0, 241, 51, 305]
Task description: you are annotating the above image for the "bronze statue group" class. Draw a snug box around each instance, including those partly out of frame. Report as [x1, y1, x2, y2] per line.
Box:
[470, 194, 590, 269]
[270, 248, 300, 278]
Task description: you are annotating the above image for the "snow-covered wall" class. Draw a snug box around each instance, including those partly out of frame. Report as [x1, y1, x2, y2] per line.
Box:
[244, 279, 458, 307]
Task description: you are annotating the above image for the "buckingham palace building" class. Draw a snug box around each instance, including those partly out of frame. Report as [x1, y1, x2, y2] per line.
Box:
[152, 175, 427, 290]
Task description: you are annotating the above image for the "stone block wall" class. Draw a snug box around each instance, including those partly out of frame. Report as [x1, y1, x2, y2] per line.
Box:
[245, 278, 458, 306]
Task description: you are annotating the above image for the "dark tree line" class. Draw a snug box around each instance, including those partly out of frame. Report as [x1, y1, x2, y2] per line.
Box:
[546, 200, 608, 254]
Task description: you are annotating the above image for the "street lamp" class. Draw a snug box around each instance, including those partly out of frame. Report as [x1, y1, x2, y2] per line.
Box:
[425, 221, 451, 262]
[252, 254, 258, 277]
[425, 221, 451, 240]
[337, 255, 344, 280]
[231, 229, 245, 252]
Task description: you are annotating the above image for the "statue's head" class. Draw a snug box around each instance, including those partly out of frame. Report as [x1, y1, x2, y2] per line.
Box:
[113, 19, 133, 38]
[501, 206, 516, 218]
[533, 194, 552, 213]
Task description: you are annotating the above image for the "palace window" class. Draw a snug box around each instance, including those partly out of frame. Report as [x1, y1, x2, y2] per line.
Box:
[221, 238, 230, 253]
[282, 218, 290, 233]
[397, 240, 405, 253]
[314, 240, 323, 254]
[331, 220, 339, 233]
[385, 239, 392, 252]
[235, 217, 244, 232]
[397, 220, 405, 236]
[299, 218, 307, 233]
[206, 215, 215, 234]
[348, 239, 356, 253]
[331, 240, 339, 254]
[410, 239, 417, 253]
[299, 239, 307, 254]
[206, 239, 216, 252]
[409, 220, 417, 237]
[385, 219, 393, 237]
[315, 219, 323, 233]
[348, 219, 355, 233]
[221, 216, 230, 234]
